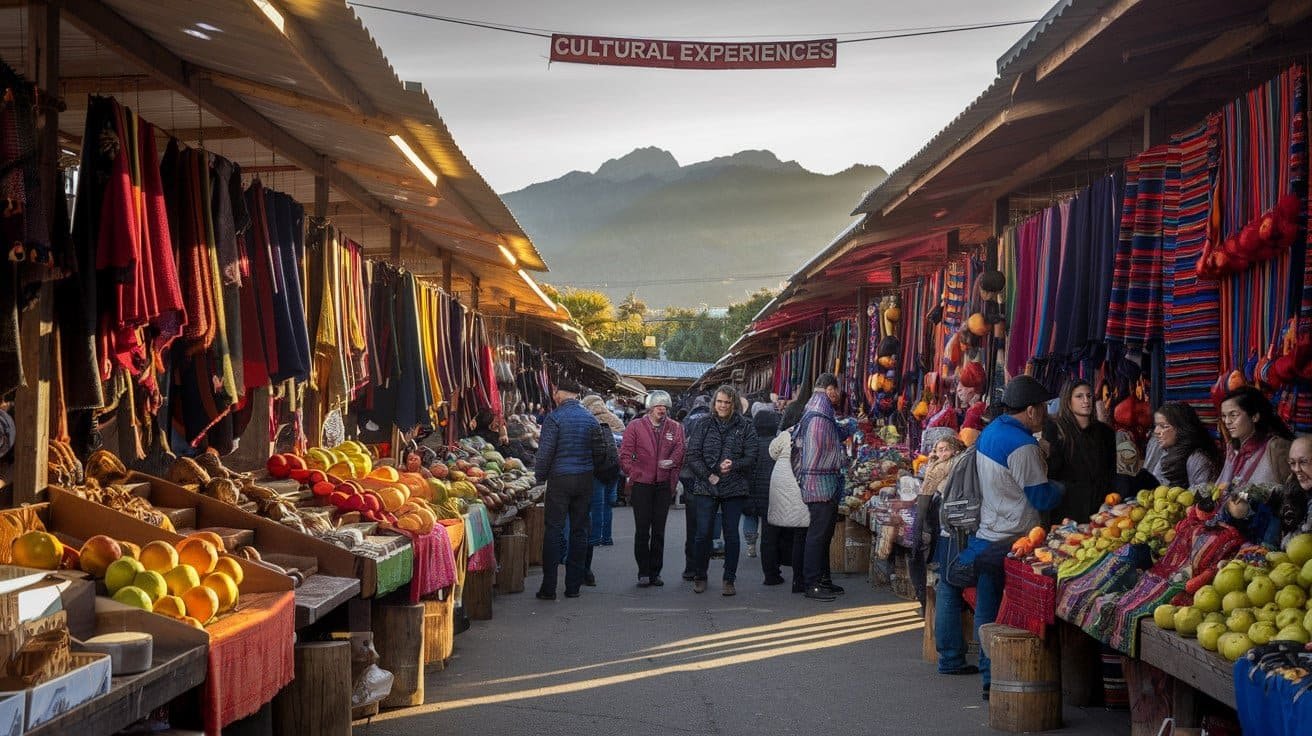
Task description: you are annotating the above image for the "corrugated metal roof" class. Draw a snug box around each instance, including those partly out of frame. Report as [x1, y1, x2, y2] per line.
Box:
[604, 359, 714, 380]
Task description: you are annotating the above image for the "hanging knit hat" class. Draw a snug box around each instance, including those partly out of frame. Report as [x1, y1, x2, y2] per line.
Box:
[959, 360, 986, 391]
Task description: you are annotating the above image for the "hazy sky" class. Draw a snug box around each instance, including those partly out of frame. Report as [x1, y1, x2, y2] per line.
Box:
[355, 0, 1057, 193]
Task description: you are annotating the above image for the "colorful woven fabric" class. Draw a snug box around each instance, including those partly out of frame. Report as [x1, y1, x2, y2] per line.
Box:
[374, 544, 415, 598]
[405, 522, 459, 603]
[1107, 145, 1171, 348]
[1163, 119, 1222, 420]
[204, 590, 295, 734]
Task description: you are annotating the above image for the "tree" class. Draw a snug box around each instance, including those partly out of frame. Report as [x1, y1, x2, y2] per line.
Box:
[553, 287, 616, 345]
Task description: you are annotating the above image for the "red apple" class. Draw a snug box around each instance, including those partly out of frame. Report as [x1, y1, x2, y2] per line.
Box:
[312, 481, 336, 497]
[285, 454, 307, 472]
[289, 468, 312, 483]
[329, 491, 352, 508]
[266, 454, 291, 479]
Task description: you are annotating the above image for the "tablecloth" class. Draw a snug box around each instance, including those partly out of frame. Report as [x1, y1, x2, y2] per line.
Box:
[374, 545, 414, 598]
[203, 590, 295, 734]
[404, 522, 458, 603]
[464, 506, 497, 573]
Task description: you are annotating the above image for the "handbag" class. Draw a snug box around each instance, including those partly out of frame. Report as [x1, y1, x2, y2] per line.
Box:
[591, 425, 620, 485]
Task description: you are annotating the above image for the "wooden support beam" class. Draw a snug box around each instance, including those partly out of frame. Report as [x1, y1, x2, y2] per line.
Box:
[980, 0, 1312, 207]
[508, 298, 517, 316]
[470, 276, 480, 309]
[203, 70, 392, 135]
[389, 221, 402, 263]
[1035, 0, 1143, 82]
[59, 74, 167, 95]
[334, 158, 439, 191]
[1143, 104, 1167, 149]
[313, 171, 330, 220]
[442, 253, 453, 294]
[244, 0, 377, 116]
[14, 0, 59, 504]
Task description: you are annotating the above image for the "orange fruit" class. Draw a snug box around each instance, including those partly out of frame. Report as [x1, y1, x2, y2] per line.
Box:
[1116, 517, 1135, 530]
[119, 541, 141, 559]
[1027, 527, 1046, 545]
[139, 541, 179, 573]
[154, 594, 187, 619]
[185, 531, 226, 553]
[1105, 493, 1122, 505]
[12, 531, 64, 570]
[212, 556, 245, 586]
[163, 564, 201, 596]
[182, 585, 219, 624]
[201, 572, 239, 613]
[180, 616, 206, 630]
[177, 539, 218, 575]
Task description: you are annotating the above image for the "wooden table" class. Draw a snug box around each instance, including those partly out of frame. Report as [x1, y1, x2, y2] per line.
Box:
[1137, 619, 1236, 725]
[27, 641, 207, 735]
[294, 574, 362, 629]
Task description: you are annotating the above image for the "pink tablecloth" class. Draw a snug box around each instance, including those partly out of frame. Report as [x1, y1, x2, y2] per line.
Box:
[404, 523, 459, 603]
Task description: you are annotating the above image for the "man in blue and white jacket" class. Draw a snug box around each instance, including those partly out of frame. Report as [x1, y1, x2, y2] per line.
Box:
[974, 375, 1062, 699]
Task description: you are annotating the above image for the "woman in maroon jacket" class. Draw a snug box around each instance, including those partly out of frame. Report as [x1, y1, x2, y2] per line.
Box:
[620, 391, 686, 587]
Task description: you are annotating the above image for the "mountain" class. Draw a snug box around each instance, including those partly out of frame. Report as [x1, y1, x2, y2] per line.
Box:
[502, 148, 887, 308]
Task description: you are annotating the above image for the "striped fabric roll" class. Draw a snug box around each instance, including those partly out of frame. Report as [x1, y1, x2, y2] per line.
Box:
[1106, 144, 1170, 349]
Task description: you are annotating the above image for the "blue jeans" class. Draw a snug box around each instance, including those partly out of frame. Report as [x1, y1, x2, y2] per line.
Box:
[974, 559, 1005, 687]
[602, 481, 618, 543]
[933, 535, 971, 673]
[589, 479, 609, 546]
[742, 514, 760, 540]
[694, 495, 745, 582]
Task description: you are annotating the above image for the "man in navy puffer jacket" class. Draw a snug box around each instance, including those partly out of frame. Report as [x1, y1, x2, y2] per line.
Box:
[535, 377, 601, 600]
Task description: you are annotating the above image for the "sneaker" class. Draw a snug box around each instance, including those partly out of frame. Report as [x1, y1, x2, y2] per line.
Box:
[746, 543, 757, 559]
[650, 576, 665, 587]
[682, 571, 696, 581]
[982, 684, 990, 701]
[940, 665, 980, 675]
[820, 581, 845, 595]
[804, 586, 837, 602]
[637, 576, 651, 587]
[564, 589, 581, 599]
[584, 572, 597, 587]
[792, 582, 805, 594]
[600, 540, 614, 546]
[722, 582, 736, 596]
[693, 580, 707, 594]
[535, 591, 556, 601]
[763, 575, 786, 586]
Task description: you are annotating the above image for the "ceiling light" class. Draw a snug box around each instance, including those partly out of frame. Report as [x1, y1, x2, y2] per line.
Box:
[497, 244, 517, 267]
[251, 0, 286, 35]
[389, 135, 438, 187]
[182, 28, 213, 41]
[519, 269, 557, 312]
[195, 22, 223, 33]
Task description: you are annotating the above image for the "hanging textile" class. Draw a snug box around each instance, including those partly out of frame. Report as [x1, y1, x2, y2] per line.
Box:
[1162, 119, 1222, 417]
[1106, 144, 1171, 350]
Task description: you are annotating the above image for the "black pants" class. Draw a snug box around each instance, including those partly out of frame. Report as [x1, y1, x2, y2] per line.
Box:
[541, 472, 593, 595]
[802, 499, 837, 588]
[682, 481, 698, 575]
[760, 522, 795, 580]
[631, 482, 672, 578]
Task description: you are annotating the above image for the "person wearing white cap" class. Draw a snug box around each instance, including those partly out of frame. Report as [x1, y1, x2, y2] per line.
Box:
[619, 390, 686, 587]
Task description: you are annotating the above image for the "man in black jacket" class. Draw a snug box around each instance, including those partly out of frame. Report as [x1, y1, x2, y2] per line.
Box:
[685, 385, 758, 596]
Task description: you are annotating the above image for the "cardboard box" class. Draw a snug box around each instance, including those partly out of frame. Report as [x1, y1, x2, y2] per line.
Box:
[0, 610, 67, 670]
[0, 691, 23, 736]
[0, 570, 64, 629]
[24, 651, 111, 729]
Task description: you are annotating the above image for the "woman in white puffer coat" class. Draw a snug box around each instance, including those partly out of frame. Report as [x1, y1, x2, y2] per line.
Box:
[766, 401, 810, 592]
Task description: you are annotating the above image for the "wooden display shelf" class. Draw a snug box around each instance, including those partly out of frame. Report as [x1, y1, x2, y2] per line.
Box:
[294, 574, 361, 629]
[27, 602, 210, 736]
[1137, 620, 1236, 709]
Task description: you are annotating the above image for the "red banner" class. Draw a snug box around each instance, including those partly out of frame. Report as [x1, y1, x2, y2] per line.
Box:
[549, 34, 837, 70]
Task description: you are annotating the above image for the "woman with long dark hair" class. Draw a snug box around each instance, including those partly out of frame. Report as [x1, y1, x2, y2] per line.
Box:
[1041, 378, 1117, 522]
[1144, 402, 1222, 488]
[1218, 387, 1294, 488]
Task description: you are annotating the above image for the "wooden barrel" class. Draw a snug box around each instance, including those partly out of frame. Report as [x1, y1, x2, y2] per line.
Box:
[495, 533, 527, 594]
[524, 504, 545, 566]
[982, 623, 1062, 732]
[422, 594, 455, 667]
[374, 603, 425, 708]
[272, 641, 351, 735]
[464, 569, 495, 620]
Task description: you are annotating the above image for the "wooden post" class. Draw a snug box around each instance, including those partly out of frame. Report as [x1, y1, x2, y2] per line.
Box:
[373, 603, 425, 708]
[470, 275, 480, 310]
[981, 623, 1063, 733]
[494, 533, 526, 594]
[272, 641, 352, 736]
[389, 219, 402, 263]
[441, 252, 453, 294]
[463, 569, 494, 620]
[524, 503, 544, 566]
[508, 297, 516, 316]
[854, 287, 869, 411]
[1143, 104, 1166, 151]
[13, 0, 60, 505]
[1059, 620, 1103, 707]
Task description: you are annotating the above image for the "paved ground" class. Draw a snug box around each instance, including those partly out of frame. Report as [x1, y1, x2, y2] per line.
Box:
[360, 507, 1131, 736]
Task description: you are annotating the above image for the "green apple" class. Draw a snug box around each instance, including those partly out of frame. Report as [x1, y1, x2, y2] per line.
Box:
[1275, 624, 1310, 644]
[1255, 603, 1281, 623]
[1249, 621, 1278, 645]
[1277, 585, 1308, 610]
[1277, 607, 1305, 630]
[1197, 622, 1228, 651]
[1247, 576, 1277, 607]
[1154, 604, 1178, 630]
[1204, 612, 1227, 625]
[1286, 533, 1312, 566]
[1193, 585, 1222, 613]
[1303, 608, 1312, 635]
[1270, 562, 1300, 589]
[1227, 609, 1256, 633]
[1268, 550, 1292, 567]
[1174, 606, 1204, 637]
[1219, 632, 1254, 662]
[1298, 559, 1312, 589]
[1222, 591, 1250, 614]
[1214, 567, 1246, 595]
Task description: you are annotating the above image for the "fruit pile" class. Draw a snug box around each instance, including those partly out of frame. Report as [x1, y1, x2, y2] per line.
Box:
[12, 530, 241, 629]
[1155, 533, 1312, 662]
[842, 448, 911, 508]
[435, 436, 536, 513]
[1007, 486, 1201, 576]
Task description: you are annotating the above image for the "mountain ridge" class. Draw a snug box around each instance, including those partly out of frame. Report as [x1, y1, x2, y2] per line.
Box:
[502, 147, 887, 308]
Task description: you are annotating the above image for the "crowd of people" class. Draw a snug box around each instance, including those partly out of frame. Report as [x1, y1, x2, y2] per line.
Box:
[514, 366, 1312, 703]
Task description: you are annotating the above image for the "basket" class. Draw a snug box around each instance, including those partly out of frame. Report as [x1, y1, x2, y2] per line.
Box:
[996, 556, 1057, 638]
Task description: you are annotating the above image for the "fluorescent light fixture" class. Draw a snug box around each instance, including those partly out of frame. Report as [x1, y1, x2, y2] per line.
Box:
[518, 268, 557, 311]
[251, 0, 286, 35]
[195, 22, 223, 33]
[389, 135, 438, 187]
[182, 28, 213, 41]
[497, 244, 517, 266]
